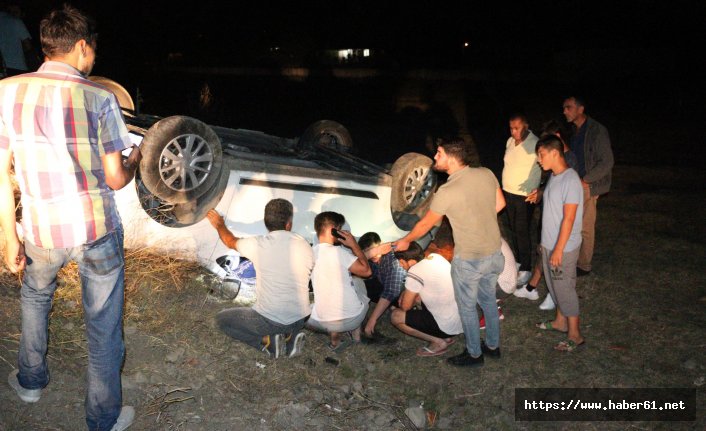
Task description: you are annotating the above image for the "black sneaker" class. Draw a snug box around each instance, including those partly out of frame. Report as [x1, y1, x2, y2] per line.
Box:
[446, 349, 484, 367]
[481, 341, 501, 359]
[576, 268, 591, 277]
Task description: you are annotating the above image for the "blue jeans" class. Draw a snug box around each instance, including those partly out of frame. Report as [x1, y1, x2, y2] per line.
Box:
[451, 250, 504, 357]
[18, 227, 125, 431]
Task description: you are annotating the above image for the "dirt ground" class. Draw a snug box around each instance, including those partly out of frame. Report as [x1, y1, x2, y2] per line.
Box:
[0, 164, 704, 431]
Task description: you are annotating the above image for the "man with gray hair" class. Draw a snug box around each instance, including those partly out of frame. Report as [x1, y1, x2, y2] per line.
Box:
[206, 199, 314, 359]
[562, 96, 613, 276]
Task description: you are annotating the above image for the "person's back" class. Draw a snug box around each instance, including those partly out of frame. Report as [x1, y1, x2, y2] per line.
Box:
[1, 66, 128, 248]
[406, 253, 462, 335]
[433, 166, 501, 258]
[238, 230, 313, 324]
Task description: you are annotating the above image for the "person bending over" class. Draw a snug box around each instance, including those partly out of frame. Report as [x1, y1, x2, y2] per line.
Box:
[391, 242, 463, 357]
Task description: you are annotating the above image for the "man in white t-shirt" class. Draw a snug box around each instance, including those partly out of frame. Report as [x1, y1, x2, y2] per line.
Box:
[391, 242, 463, 357]
[307, 211, 371, 351]
[206, 199, 314, 359]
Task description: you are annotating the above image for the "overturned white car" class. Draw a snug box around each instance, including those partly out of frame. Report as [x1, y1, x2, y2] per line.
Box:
[94, 77, 439, 286]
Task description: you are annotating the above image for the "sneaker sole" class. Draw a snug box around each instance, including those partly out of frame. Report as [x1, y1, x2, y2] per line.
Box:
[288, 333, 305, 358]
[8, 370, 41, 403]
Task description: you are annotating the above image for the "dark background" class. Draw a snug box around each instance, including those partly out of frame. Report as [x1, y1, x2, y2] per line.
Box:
[12, 0, 706, 173]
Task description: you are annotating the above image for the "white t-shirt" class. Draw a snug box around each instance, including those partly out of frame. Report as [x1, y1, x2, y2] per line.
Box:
[310, 243, 365, 322]
[405, 253, 462, 335]
[502, 131, 541, 196]
[497, 237, 519, 294]
[236, 230, 314, 325]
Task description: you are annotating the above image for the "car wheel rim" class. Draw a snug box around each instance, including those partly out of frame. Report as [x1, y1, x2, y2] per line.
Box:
[403, 166, 433, 208]
[158, 133, 213, 192]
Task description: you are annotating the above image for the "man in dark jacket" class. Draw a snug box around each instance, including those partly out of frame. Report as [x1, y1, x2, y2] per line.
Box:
[562, 96, 614, 276]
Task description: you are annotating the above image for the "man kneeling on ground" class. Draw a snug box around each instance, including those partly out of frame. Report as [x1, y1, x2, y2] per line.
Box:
[391, 242, 463, 357]
[206, 199, 314, 359]
[307, 212, 372, 351]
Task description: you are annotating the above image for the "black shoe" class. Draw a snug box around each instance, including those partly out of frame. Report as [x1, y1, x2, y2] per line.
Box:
[576, 268, 591, 277]
[481, 341, 501, 359]
[446, 349, 484, 367]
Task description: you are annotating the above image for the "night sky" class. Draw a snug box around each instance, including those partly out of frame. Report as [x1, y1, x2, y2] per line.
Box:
[13, 1, 705, 168]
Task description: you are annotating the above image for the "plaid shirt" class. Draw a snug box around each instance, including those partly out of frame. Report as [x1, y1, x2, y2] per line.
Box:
[371, 251, 406, 301]
[0, 61, 131, 249]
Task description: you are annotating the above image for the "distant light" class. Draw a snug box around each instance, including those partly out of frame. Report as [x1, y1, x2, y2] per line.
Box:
[363, 49, 370, 57]
[338, 49, 353, 60]
[463, 41, 469, 48]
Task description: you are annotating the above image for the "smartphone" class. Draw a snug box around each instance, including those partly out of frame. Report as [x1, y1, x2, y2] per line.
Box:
[331, 228, 345, 240]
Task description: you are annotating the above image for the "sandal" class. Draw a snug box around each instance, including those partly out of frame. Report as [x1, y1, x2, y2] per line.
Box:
[416, 346, 448, 357]
[328, 339, 354, 353]
[536, 321, 568, 333]
[554, 339, 585, 352]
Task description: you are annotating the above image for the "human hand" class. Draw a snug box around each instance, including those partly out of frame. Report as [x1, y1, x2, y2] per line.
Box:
[206, 209, 225, 229]
[549, 249, 563, 267]
[126, 145, 142, 166]
[364, 242, 392, 259]
[334, 229, 357, 248]
[364, 319, 376, 337]
[525, 188, 542, 204]
[392, 239, 409, 252]
[4, 241, 26, 273]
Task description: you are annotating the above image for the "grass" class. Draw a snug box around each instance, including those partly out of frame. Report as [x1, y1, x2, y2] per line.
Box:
[0, 164, 704, 430]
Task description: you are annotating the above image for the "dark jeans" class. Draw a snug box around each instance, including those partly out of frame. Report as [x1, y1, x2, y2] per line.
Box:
[19, 228, 125, 431]
[215, 308, 307, 351]
[504, 191, 535, 272]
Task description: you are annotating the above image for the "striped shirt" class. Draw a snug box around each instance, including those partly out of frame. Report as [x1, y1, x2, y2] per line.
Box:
[0, 61, 132, 249]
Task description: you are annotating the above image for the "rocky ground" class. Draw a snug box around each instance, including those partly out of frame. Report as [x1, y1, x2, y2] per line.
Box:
[1, 165, 704, 430]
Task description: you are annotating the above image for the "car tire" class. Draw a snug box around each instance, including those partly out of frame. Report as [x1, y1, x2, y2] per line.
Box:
[87, 76, 135, 111]
[137, 158, 230, 228]
[139, 115, 223, 204]
[389, 152, 437, 229]
[298, 120, 354, 153]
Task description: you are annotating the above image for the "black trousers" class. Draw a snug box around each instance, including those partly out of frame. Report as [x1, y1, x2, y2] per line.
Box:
[504, 191, 535, 272]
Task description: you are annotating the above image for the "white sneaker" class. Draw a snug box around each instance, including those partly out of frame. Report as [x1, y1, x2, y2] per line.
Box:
[110, 406, 135, 431]
[513, 285, 539, 300]
[539, 294, 556, 310]
[8, 369, 41, 403]
[516, 271, 531, 286]
[287, 332, 306, 358]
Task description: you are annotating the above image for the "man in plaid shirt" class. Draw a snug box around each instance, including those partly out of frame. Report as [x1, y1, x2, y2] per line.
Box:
[0, 5, 141, 431]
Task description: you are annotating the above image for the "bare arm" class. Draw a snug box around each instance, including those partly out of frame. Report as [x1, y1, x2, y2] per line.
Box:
[394, 209, 443, 252]
[0, 150, 25, 273]
[549, 203, 578, 267]
[398, 289, 418, 311]
[101, 146, 142, 190]
[338, 230, 372, 278]
[496, 187, 506, 213]
[206, 209, 239, 250]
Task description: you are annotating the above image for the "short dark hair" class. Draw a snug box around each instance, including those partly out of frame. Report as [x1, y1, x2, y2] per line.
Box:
[40, 4, 98, 58]
[264, 198, 293, 231]
[540, 119, 568, 142]
[509, 112, 528, 124]
[358, 232, 381, 250]
[437, 137, 474, 166]
[314, 211, 345, 235]
[394, 241, 424, 262]
[535, 135, 565, 156]
[565, 96, 586, 108]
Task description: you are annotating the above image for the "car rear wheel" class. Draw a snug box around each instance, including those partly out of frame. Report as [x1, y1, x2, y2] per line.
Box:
[389, 152, 437, 230]
[139, 116, 223, 204]
[298, 120, 354, 153]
